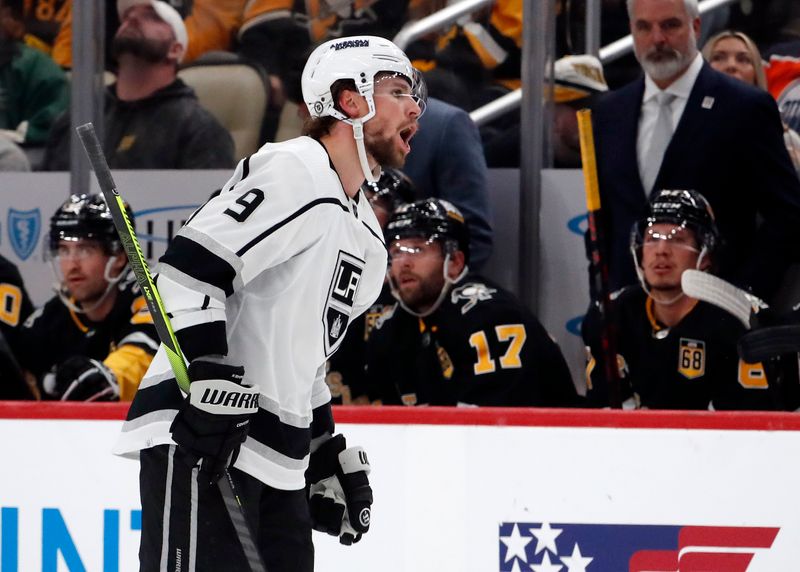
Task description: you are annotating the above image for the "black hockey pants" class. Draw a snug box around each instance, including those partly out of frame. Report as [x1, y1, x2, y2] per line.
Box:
[138, 444, 314, 572]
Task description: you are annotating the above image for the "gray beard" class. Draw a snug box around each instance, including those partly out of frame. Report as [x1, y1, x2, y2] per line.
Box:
[636, 43, 697, 83]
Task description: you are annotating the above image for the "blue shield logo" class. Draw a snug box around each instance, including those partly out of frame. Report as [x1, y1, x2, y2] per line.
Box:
[8, 208, 40, 260]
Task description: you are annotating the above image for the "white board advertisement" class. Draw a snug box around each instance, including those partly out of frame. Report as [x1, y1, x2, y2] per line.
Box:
[0, 405, 798, 571]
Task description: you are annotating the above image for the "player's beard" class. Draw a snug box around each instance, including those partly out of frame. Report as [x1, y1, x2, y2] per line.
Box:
[364, 130, 406, 170]
[397, 272, 446, 313]
[636, 32, 697, 82]
[112, 35, 172, 63]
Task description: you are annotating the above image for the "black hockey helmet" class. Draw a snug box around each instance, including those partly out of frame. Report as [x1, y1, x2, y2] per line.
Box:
[385, 198, 470, 261]
[49, 193, 131, 254]
[360, 167, 417, 213]
[631, 189, 719, 258]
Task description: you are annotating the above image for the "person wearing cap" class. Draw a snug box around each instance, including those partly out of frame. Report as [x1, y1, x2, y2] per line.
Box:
[42, 0, 235, 170]
[590, 0, 800, 303]
[366, 198, 580, 407]
[583, 188, 776, 411]
[484, 54, 609, 168]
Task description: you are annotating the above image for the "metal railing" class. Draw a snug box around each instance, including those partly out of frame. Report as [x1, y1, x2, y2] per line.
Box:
[469, 0, 738, 126]
[393, 0, 495, 50]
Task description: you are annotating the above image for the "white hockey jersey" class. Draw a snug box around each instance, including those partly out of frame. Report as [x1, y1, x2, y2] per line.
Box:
[113, 136, 388, 490]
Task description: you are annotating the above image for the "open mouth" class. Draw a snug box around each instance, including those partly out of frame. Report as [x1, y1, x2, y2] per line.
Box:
[399, 125, 416, 150]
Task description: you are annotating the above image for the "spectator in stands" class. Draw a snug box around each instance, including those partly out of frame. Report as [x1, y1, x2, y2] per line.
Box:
[590, 0, 800, 303]
[484, 54, 609, 168]
[11, 0, 71, 68]
[0, 252, 34, 399]
[42, 0, 235, 170]
[326, 168, 415, 404]
[0, 0, 69, 145]
[238, 0, 409, 141]
[16, 194, 158, 402]
[22, 1, 246, 70]
[583, 189, 776, 410]
[404, 96, 494, 269]
[366, 198, 579, 407]
[0, 136, 29, 170]
[702, 30, 800, 175]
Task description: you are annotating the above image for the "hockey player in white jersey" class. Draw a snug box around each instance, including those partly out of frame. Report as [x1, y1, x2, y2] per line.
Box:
[113, 36, 425, 571]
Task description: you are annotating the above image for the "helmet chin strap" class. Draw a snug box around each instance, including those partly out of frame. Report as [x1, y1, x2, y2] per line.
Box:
[351, 118, 380, 183]
[53, 255, 127, 315]
[389, 252, 469, 318]
[632, 245, 710, 307]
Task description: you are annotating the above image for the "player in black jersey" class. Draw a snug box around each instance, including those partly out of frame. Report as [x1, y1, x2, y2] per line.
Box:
[16, 193, 158, 401]
[583, 189, 776, 410]
[366, 197, 579, 406]
[0, 253, 34, 399]
[326, 167, 416, 404]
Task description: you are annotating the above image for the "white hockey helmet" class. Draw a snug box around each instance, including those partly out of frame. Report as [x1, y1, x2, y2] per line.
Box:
[301, 35, 426, 124]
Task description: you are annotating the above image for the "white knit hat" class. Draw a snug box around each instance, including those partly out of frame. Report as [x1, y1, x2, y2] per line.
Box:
[553, 55, 608, 103]
[117, 0, 188, 63]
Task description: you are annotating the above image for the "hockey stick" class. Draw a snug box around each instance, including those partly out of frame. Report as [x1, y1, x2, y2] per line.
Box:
[680, 269, 766, 330]
[577, 108, 622, 408]
[75, 123, 267, 572]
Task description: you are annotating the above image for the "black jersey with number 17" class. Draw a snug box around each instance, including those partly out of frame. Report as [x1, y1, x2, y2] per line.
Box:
[366, 275, 580, 407]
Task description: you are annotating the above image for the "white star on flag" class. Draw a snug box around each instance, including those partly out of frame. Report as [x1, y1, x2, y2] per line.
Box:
[501, 523, 533, 563]
[530, 522, 563, 555]
[560, 543, 593, 572]
[529, 551, 563, 572]
[510, 560, 524, 572]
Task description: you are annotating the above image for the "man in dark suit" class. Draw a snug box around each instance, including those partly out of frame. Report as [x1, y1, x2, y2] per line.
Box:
[592, 0, 800, 301]
[404, 97, 494, 270]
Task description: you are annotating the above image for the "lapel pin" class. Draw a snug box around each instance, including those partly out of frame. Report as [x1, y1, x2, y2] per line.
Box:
[702, 96, 715, 109]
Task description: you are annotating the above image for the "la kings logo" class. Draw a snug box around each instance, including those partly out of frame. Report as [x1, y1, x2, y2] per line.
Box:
[323, 250, 364, 356]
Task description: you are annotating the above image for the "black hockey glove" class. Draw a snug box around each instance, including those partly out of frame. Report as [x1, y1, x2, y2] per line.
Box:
[45, 356, 120, 401]
[170, 356, 260, 486]
[306, 434, 373, 545]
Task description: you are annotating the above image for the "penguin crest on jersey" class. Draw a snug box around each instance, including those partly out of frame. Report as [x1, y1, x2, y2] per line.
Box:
[324, 250, 365, 356]
[451, 282, 496, 314]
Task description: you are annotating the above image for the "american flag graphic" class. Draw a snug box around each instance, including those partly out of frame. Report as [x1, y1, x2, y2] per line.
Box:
[498, 522, 779, 571]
